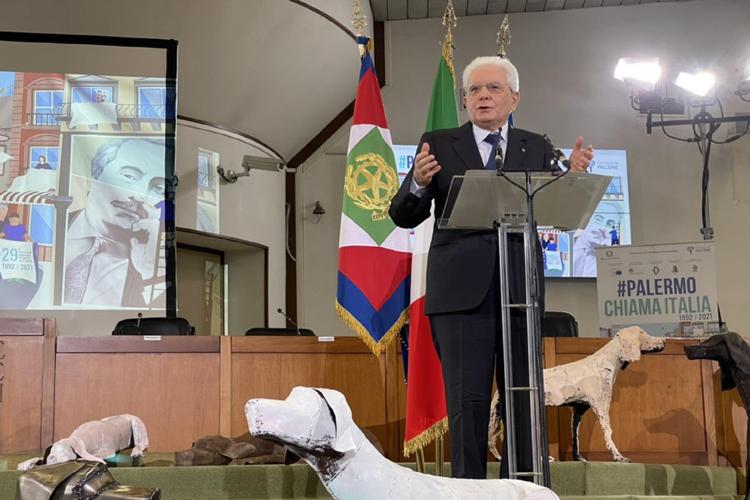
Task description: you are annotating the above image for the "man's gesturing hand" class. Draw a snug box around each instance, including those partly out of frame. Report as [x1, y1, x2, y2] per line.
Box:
[413, 143, 442, 187]
[568, 136, 594, 172]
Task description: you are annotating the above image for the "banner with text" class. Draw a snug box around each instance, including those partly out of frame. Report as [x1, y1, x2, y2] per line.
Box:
[596, 242, 718, 335]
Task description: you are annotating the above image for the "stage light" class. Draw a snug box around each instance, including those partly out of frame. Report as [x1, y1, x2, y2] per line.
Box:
[741, 62, 750, 83]
[738, 62, 750, 96]
[674, 71, 715, 97]
[614, 57, 662, 88]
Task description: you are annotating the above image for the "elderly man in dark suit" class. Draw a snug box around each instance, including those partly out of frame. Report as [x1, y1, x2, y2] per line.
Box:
[389, 56, 593, 480]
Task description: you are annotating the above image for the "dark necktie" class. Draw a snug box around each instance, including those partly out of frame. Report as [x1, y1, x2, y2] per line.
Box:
[65, 238, 104, 304]
[483, 132, 503, 170]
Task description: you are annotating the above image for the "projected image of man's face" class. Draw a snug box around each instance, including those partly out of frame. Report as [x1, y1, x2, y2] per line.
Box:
[85, 139, 165, 236]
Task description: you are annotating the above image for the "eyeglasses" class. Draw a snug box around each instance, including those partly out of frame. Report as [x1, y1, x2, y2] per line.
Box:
[465, 82, 512, 96]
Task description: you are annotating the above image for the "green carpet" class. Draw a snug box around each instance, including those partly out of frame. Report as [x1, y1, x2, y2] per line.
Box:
[0, 457, 741, 499]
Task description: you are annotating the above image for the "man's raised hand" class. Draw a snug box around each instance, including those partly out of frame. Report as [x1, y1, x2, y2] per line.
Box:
[413, 142, 442, 187]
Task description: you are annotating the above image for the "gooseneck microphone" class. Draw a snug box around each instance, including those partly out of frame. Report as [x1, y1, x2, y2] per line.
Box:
[277, 308, 301, 336]
[543, 135, 571, 170]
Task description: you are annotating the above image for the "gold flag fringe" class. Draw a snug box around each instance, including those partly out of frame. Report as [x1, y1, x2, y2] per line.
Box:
[403, 417, 448, 457]
[335, 301, 408, 356]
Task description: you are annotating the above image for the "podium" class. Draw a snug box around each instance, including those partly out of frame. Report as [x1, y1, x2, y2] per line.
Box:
[439, 169, 609, 485]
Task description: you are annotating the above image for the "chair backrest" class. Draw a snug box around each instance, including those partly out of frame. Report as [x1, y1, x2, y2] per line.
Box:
[542, 311, 579, 338]
[113, 317, 195, 336]
[245, 327, 315, 336]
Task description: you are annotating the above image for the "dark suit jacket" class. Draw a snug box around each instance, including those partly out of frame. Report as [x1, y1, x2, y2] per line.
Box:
[389, 121, 556, 315]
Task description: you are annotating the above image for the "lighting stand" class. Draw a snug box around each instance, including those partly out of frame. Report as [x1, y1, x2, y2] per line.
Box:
[645, 110, 750, 240]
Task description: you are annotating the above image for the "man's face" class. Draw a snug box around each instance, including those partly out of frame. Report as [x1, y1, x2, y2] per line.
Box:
[464, 64, 520, 131]
[8, 215, 20, 226]
[86, 140, 165, 236]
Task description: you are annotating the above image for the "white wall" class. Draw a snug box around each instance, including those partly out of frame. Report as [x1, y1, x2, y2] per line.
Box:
[175, 120, 287, 328]
[297, 0, 750, 337]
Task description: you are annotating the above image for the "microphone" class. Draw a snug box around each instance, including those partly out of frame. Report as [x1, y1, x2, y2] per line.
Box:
[277, 308, 301, 335]
[494, 145, 504, 175]
[543, 135, 571, 170]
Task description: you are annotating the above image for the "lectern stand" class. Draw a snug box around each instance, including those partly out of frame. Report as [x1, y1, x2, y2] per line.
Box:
[438, 169, 609, 486]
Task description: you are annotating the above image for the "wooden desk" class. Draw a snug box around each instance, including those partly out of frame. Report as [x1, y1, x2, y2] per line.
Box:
[0, 330, 734, 466]
[224, 336, 401, 460]
[55, 336, 221, 452]
[0, 318, 55, 454]
[545, 338, 718, 465]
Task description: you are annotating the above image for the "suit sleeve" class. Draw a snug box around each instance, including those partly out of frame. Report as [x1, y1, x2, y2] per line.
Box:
[388, 134, 435, 229]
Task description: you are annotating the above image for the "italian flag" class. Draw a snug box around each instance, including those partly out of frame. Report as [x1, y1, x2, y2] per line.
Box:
[336, 36, 411, 356]
[403, 34, 459, 456]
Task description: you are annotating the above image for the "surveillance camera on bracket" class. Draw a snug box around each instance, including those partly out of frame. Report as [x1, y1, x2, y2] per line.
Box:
[217, 154, 284, 183]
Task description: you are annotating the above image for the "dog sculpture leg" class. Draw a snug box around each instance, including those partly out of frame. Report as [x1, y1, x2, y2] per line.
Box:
[570, 402, 590, 462]
[591, 404, 628, 462]
[123, 414, 149, 457]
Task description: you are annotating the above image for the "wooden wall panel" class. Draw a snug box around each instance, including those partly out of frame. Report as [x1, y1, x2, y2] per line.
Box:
[0, 318, 55, 454]
[714, 364, 748, 469]
[553, 338, 713, 465]
[54, 352, 220, 452]
[228, 337, 392, 457]
[0, 335, 45, 453]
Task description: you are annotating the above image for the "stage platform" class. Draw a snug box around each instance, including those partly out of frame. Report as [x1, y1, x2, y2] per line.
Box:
[0, 457, 741, 499]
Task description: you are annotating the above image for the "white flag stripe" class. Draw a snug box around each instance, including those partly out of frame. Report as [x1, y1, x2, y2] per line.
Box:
[347, 124, 394, 155]
[338, 213, 412, 253]
[410, 203, 435, 302]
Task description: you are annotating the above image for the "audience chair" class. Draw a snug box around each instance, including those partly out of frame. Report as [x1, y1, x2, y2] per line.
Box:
[542, 311, 579, 338]
[245, 327, 315, 336]
[112, 316, 195, 335]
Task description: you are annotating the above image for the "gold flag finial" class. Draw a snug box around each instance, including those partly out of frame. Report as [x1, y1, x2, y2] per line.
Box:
[496, 14, 511, 58]
[352, 0, 367, 38]
[441, 0, 458, 85]
[442, 0, 457, 34]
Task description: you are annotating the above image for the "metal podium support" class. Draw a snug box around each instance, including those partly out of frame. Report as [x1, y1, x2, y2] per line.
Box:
[438, 170, 609, 486]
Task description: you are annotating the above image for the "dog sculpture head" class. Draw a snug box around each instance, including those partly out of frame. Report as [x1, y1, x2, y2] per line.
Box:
[616, 326, 665, 364]
[684, 333, 750, 391]
[245, 386, 358, 465]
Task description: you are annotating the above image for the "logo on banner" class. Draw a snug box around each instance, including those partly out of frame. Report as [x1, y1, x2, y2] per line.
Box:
[0, 240, 36, 282]
[596, 242, 719, 329]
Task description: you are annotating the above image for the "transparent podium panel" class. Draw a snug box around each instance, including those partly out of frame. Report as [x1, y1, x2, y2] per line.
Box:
[438, 170, 611, 231]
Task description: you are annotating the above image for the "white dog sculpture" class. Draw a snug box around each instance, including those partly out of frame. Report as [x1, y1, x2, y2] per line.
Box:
[490, 326, 665, 463]
[246, 386, 558, 500]
[18, 414, 149, 471]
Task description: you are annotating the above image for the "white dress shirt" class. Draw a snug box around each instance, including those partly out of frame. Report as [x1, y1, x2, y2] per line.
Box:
[410, 122, 510, 196]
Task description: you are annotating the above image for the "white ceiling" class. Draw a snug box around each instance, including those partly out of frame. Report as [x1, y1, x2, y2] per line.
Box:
[0, 0, 697, 163]
[370, 0, 694, 19]
[0, 0, 369, 162]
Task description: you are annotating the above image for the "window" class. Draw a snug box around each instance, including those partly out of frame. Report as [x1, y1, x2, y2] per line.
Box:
[29, 146, 59, 170]
[198, 152, 210, 188]
[29, 205, 55, 245]
[71, 86, 113, 103]
[33, 90, 63, 125]
[137, 87, 167, 118]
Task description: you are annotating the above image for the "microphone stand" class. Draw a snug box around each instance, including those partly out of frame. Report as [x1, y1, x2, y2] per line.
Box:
[277, 308, 301, 336]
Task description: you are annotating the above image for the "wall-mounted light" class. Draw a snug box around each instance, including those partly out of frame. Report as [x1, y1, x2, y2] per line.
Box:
[309, 200, 325, 223]
[217, 154, 284, 183]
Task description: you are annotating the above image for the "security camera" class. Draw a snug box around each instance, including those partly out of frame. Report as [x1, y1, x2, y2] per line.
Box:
[217, 155, 284, 183]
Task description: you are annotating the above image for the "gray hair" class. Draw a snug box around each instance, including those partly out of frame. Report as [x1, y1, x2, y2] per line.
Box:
[462, 56, 520, 93]
[91, 138, 164, 180]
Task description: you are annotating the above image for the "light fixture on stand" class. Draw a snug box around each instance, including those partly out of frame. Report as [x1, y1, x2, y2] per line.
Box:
[616, 57, 750, 240]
